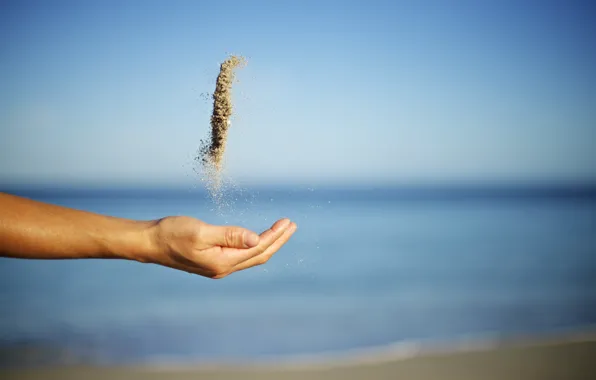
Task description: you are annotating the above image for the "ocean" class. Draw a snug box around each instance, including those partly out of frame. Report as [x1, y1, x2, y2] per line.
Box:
[1, 185, 596, 367]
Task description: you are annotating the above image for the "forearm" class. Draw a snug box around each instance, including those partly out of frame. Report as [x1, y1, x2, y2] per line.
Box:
[0, 192, 157, 261]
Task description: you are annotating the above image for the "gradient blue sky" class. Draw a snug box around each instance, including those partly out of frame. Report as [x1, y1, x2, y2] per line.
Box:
[1, 0, 595, 186]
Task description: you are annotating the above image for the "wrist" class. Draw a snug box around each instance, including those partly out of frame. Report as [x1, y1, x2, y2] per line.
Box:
[112, 219, 162, 263]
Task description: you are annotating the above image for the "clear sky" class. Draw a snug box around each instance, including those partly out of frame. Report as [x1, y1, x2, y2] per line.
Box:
[1, 0, 595, 186]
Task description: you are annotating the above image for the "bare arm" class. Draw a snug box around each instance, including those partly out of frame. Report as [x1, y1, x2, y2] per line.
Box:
[0, 192, 296, 278]
[0, 192, 154, 260]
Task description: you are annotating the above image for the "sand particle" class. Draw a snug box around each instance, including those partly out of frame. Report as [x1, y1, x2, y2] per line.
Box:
[197, 55, 246, 200]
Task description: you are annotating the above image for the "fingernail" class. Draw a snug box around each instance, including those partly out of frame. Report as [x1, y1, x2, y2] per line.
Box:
[244, 232, 260, 248]
[274, 219, 291, 232]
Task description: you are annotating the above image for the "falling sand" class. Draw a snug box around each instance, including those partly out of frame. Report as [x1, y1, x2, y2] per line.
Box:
[197, 55, 246, 202]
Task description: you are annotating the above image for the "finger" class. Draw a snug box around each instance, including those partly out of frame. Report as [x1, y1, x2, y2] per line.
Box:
[201, 225, 260, 249]
[233, 222, 297, 271]
[225, 218, 291, 265]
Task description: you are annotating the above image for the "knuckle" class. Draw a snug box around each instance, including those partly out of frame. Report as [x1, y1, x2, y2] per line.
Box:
[225, 228, 239, 247]
[254, 245, 267, 256]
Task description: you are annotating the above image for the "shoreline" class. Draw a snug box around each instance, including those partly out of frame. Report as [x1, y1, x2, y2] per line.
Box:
[135, 326, 596, 371]
[3, 329, 596, 379]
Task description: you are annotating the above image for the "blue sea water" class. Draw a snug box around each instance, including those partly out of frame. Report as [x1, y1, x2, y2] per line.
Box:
[1, 186, 596, 366]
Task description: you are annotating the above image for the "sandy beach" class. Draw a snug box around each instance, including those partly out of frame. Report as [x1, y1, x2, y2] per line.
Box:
[3, 333, 596, 380]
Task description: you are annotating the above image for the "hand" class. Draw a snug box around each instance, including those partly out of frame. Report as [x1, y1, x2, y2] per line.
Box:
[143, 216, 297, 278]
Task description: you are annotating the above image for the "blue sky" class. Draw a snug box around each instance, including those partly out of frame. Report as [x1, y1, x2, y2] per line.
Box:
[1, 0, 595, 186]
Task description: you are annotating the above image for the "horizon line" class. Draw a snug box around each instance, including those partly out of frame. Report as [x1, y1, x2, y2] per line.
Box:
[2, 178, 596, 190]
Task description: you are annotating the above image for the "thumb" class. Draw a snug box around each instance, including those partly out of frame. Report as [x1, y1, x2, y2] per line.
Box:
[203, 225, 260, 249]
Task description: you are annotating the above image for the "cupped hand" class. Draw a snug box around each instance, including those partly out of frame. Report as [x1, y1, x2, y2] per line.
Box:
[143, 216, 297, 278]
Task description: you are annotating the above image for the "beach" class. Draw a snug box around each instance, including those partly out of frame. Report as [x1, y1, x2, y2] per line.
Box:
[3, 334, 596, 380]
[3, 0, 596, 377]
[2, 188, 596, 378]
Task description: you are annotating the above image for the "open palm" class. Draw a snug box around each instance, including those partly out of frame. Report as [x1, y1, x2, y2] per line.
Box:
[146, 216, 296, 278]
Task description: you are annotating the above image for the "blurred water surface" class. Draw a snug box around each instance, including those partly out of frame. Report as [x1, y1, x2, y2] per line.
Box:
[1, 186, 595, 366]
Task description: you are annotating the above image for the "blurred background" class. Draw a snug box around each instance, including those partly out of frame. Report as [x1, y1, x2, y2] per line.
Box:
[1, 0, 595, 368]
